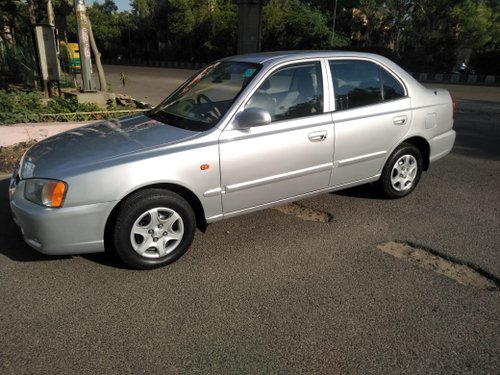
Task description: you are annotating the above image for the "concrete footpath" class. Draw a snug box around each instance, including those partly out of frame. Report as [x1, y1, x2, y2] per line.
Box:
[1, 84, 499, 148]
[0, 122, 95, 147]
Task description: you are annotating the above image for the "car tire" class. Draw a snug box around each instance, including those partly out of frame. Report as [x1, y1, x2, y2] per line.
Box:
[112, 189, 196, 270]
[379, 143, 423, 199]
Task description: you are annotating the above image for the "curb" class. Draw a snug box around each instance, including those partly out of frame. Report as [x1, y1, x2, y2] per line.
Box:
[412, 72, 500, 86]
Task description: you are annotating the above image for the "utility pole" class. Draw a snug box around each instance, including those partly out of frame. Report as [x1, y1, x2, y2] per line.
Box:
[74, 0, 96, 91]
[237, 0, 263, 54]
[332, 0, 338, 40]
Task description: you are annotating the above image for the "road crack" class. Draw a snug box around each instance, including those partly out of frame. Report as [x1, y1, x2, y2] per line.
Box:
[273, 203, 333, 223]
[377, 241, 499, 291]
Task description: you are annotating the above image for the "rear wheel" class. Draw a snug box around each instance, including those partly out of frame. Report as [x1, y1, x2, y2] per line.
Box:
[112, 189, 196, 270]
[379, 143, 423, 199]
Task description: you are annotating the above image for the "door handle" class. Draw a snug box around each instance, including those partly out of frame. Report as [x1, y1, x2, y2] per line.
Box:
[308, 131, 327, 142]
[393, 115, 408, 125]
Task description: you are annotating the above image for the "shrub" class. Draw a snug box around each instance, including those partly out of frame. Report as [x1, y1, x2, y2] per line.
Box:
[0, 90, 44, 124]
[45, 96, 100, 113]
[0, 90, 101, 124]
[0, 90, 44, 113]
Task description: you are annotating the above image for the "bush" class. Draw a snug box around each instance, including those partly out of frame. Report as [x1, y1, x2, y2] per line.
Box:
[0, 90, 101, 124]
[0, 90, 44, 124]
[45, 97, 100, 113]
[0, 90, 44, 113]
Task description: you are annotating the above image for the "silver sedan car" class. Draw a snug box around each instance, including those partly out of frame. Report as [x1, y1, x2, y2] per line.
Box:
[9, 51, 455, 269]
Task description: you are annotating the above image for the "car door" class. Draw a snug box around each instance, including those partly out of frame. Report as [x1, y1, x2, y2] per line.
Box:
[219, 60, 334, 214]
[328, 59, 412, 187]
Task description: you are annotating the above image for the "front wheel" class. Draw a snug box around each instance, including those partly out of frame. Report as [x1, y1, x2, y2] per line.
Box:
[112, 189, 196, 270]
[379, 143, 423, 199]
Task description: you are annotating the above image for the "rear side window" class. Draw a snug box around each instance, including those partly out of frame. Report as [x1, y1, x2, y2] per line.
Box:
[380, 68, 405, 101]
[329, 60, 405, 111]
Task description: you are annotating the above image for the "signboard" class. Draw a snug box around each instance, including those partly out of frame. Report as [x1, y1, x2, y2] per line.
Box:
[34, 25, 59, 81]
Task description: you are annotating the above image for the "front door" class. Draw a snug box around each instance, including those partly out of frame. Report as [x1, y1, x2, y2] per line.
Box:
[219, 61, 334, 214]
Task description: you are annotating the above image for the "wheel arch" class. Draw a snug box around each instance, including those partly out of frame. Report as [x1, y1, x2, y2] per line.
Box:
[401, 136, 430, 171]
[104, 183, 207, 252]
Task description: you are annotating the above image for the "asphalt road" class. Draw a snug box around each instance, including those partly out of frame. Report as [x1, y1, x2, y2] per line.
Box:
[1, 68, 499, 374]
[104, 64, 193, 105]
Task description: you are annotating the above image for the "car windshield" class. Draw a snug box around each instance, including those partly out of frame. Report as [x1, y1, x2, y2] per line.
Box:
[148, 61, 261, 131]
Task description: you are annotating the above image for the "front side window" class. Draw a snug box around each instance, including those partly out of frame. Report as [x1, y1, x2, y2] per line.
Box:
[330, 60, 405, 111]
[149, 61, 261, 131]
[246, 61, 324, 122]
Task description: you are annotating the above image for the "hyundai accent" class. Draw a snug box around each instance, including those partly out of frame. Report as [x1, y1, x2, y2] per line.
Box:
[9, 51, 456, 269]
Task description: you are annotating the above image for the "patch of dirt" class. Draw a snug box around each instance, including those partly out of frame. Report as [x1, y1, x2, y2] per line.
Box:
[273, 202, 333, 223]
[0, 141, 37, 175]
[378, 241, 499, 291]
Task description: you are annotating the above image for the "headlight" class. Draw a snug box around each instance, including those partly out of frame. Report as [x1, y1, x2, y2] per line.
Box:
[24, 179, 68, 208]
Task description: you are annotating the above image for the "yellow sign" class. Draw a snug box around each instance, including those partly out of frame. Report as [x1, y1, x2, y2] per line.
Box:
[60, 41, 81, 73]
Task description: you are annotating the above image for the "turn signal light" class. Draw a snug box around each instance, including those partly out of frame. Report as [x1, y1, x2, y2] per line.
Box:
[25, 179, 68, 208]
[47, 181, 66, 207]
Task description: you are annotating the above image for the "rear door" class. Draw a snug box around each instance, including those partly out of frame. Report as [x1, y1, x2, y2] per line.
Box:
[328, 59, 412, 187]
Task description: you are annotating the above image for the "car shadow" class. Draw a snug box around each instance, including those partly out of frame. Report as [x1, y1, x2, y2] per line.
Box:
[81, 252, 129, 269]
[0, 178, 127, 268]
[331, 183, 386, 200]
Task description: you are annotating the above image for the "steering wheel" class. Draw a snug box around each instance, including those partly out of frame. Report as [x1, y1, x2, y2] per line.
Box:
[196, 94, 213, 104]
[196, 94, 221, 120]
[182, 98, 196, 111]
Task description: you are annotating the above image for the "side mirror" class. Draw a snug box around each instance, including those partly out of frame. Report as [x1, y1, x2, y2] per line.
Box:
[234, 107, 271, 129]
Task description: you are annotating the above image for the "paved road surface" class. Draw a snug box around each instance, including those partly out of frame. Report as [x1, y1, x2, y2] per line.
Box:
[1, 66, 499, 374]
[104, 64, 193, 105]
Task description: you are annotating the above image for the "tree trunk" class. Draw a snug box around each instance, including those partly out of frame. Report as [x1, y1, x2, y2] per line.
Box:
[46, 0, 55, 26]
[87, 19, 107, 91]
[27, 0, 36, 25]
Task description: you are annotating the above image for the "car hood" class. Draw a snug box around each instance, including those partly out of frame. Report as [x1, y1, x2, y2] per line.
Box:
[21, 114, 199, 178]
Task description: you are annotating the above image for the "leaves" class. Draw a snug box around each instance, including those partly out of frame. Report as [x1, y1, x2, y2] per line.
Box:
[262, 0, 336, 50]
[0, 90, 100, 125]
[1, 0, 499, 84]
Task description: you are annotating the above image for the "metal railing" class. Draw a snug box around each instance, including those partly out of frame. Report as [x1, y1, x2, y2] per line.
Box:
[37, 109, 147, 121]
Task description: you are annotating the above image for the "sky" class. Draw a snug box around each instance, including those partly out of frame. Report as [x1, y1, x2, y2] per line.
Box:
[93, 0, 132, 12]
[113, 0, 132, 12]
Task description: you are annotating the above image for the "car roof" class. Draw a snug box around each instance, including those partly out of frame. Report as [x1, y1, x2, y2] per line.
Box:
[220, 50, 426, 97]
[221, 50, 385, 65]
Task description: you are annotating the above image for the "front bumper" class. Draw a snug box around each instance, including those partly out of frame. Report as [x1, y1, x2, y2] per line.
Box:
[9, 179, 116, 255]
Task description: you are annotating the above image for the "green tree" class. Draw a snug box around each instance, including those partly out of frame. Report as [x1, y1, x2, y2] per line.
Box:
[0, 0, 32, 45]
[451, 0, 499, 56]
[194, 0, 237, 61]
[403, 0, 493, 72]
[127, 0, 236, 61]
[262, 0, 346, 51]
[87, 0, 122, 57]
[130, 0, 168, 58]
[0, 1, 38, 86]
